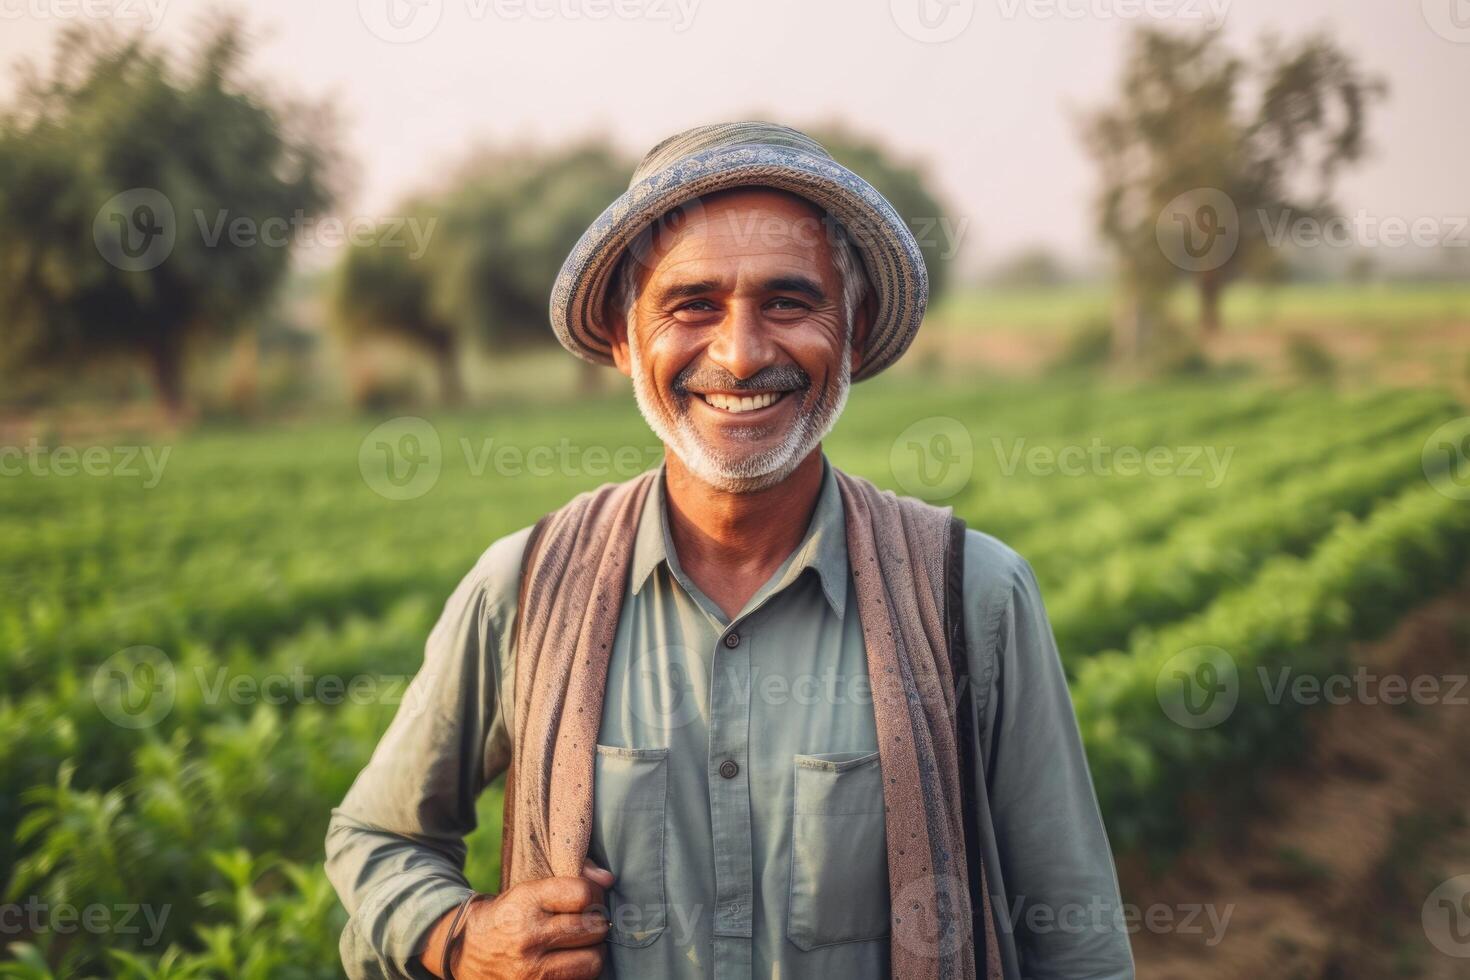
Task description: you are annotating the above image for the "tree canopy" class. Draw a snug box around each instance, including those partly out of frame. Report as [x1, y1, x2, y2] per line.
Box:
[1081, 27, 1384, 354]
[813, 125, 960, 301]
[0, 19, 337, 416]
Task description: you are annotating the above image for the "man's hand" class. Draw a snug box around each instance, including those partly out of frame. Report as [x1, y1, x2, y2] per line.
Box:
[419, 861, 614, 979]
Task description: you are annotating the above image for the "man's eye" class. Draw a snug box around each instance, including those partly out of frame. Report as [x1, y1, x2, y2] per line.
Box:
[767, 298, 809, 311]
[679, 300, 717, 313]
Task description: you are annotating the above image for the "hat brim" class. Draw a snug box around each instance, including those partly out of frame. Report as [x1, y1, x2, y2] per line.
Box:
[549, 142, 928, 383]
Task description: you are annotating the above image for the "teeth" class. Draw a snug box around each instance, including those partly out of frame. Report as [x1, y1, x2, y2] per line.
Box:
[701, 391, 783, 413]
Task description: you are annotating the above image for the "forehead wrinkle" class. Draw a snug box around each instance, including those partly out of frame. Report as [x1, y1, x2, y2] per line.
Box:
[646, 244, 837, 295]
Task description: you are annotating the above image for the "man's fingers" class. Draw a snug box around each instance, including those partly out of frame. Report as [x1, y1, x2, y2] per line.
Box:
[539, 911, 610, 950]
[581, 859, 615, 888]
[539, 944, 606, 980]
[526, 874, 607, 913]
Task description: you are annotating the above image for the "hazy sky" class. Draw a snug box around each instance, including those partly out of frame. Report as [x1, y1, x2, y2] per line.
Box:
[2, 0, 1466, 270]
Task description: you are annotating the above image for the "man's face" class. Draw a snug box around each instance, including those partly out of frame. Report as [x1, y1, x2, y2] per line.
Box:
[608, 188, 870, 492]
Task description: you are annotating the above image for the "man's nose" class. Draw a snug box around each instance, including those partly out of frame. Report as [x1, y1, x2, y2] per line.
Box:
[704, 301, 775, 381]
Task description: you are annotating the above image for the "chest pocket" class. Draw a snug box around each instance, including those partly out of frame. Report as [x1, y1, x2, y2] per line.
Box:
[787, 750, 890, 950]
[589, 744, 668, 948]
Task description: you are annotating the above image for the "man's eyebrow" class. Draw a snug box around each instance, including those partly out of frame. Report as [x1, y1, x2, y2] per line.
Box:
[760, 275, 827, 302]
[650, 275, 828, 305]
[651, 279, 723, 305]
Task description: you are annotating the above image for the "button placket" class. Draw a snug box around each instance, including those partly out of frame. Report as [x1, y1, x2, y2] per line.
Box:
[707, 617, 754, 951]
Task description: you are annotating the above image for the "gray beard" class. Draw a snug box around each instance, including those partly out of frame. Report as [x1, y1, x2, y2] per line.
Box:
[629, 334, 851, 493]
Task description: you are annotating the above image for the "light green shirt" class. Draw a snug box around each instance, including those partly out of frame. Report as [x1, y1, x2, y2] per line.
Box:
[325, 455, 1134, 980]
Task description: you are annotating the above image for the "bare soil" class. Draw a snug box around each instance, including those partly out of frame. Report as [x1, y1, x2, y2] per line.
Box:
[1123, 586, 1470, 979]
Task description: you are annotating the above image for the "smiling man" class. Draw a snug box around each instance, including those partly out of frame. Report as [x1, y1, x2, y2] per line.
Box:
[325, 122, 1134, 980]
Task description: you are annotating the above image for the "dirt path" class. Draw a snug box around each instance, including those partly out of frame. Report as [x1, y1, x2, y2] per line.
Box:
[1122, 585, 1470, 979]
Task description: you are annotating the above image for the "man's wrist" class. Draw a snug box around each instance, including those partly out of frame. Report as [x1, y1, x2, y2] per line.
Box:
[416, 890, 482, 978]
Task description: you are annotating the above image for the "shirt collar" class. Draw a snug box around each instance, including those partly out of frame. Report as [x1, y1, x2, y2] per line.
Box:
[630, 454, 848, 618]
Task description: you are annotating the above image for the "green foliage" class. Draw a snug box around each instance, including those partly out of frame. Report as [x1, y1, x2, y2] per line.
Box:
[0, 19, 336, 414]
[811, 125, 958, 301]
[0, 379, 1462, 972]
[1284, 331, 1337, 382]
[1050, 318, 1116, 372]
[331, 143, 630, 402]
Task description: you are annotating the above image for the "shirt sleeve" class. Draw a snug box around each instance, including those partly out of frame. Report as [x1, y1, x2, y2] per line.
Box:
[323, 527, 530, 980]
[967, 533, 1136, 980]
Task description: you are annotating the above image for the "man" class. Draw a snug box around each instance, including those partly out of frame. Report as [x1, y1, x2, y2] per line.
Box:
[326, 122, 1134, 980]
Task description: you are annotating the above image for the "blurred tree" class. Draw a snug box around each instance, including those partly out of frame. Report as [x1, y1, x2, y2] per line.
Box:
[989, 246, 1069, 288]
[811, 125, 959, 301]
[1081, 28, 1384, 355]
[440, 142, 631, 349]
[331, 142, 630, 402]
[0, 19, 337, 418]
[331, 198, 463, 404]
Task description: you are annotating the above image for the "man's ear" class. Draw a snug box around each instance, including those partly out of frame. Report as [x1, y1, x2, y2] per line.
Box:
[849, 287, 877, 376]
[605, 296, 634, 379]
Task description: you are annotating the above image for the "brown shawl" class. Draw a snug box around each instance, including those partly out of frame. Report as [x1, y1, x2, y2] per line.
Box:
[500, 467, 1002, 980]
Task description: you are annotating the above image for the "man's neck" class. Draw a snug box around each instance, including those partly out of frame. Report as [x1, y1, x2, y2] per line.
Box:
[661, 449, 826, 621]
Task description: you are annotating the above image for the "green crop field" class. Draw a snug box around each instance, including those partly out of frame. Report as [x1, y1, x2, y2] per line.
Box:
[3, 377, 1468, 977]
[929, 282, 1470, 334]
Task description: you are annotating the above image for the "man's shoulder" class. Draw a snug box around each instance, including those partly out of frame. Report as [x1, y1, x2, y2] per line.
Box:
[959, 525, 1038, 620]
[452, 523, 537, 627]
[451, 471, 656, 624]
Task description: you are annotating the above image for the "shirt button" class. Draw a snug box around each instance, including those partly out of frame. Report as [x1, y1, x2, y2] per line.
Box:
[719, 759, 739, 779]
[723, 632, 741, 649]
